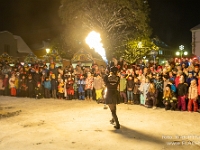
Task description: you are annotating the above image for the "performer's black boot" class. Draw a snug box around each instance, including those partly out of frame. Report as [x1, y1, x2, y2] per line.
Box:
[112, 112, 120, 129]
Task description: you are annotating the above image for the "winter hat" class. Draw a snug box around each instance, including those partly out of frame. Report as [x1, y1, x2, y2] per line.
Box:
[166, 84, 171, 89]
[188, 71, 194, 75]
[163, 74, 169, 79]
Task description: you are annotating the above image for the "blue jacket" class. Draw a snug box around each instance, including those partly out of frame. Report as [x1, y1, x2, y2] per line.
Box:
[43, 80, 51, 89]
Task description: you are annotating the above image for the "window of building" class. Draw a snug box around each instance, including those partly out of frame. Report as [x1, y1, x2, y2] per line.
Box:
[4, 44, 10, 54]
[159, 50, 163, 55]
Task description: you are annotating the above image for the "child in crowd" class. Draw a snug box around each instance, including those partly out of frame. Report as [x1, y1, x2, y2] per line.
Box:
[66, 77, 74, 100]
[43, 77, 51, 98]
[168, 79, 176, 93]
[77, 75, 85, 100]
[9, 73, 16, 96]
[73, 76, 78, 99]
[177, 76, 188, 111]
[146, 82, 157, 109]
[155, 74, 164, 107]
[126, 75, 134, 104]
[119, 72, 127, 103]
[140, 77, 150, 106]
[19, 74, 28, 97]
[51, 74, 58, 99]
[139, 77, 146, 106]
[85, 72, 94, 100]
[133, 77, 140, 105]
[35, 82, 43, 99]
[187, 79, 198, 112]
[27, 74, 35, 98]
[163, 84, 177, 110]
[58, 79, 64, 99]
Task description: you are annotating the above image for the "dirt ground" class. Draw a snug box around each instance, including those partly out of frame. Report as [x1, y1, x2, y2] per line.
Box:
[0, 96, 200, 150]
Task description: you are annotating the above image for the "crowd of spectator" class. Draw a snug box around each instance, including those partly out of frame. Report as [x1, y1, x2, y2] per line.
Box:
[0, 56, 200, 112]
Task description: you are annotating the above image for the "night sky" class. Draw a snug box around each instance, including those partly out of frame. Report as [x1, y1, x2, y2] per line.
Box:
[0, 0, 200, 51]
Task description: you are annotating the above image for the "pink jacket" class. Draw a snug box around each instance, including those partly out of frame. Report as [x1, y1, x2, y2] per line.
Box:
[85, 77, 94, 90]
[188, 84, 198, 100]
[175, 76, 181, 87]
[198, 78, 200, 95]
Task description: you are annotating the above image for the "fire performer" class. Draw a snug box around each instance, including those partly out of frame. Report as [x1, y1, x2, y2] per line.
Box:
[104, 66, 121, 129]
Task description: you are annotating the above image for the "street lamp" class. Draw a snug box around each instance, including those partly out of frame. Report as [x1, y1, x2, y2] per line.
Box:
[46, 48, 50, 54]
[176, 45, 187, 59]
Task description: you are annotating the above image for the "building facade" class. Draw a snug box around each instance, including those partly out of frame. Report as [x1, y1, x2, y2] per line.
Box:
[0, 31, 32, 58]
[191, 24, 200, 57]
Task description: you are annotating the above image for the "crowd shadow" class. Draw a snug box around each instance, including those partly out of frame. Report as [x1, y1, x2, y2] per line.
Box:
[109, 125, 164, 145]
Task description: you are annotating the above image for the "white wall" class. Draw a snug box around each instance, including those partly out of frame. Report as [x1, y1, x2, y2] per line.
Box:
[192, 30, 200, 56]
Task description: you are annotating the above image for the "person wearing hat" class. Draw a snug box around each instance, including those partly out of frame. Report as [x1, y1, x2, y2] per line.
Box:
[104, 66, 120, 129]
[186, 71, 196, 87]
[43, 76, 51, 98]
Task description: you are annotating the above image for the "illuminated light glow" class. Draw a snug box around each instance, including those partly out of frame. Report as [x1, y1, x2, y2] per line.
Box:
[176, 51, 180, 56]
[46, 48, 50, 54]
[179, 45, 184, 51]
[85, 31, 108, 63]
[183, 51, 188, 55]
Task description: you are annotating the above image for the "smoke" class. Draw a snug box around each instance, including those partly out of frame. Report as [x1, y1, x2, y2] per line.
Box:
[85, 31, 108, 63]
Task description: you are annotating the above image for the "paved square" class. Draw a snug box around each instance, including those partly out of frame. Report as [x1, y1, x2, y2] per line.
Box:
[0, 96, 200, 150]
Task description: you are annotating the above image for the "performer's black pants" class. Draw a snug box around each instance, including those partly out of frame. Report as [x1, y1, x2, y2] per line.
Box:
[108, 104, 120, 126]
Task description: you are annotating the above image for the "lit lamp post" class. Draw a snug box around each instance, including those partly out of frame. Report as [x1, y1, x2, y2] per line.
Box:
[45, 48, 50, 63]
[176, 45, 188, 59]
[46, 48, 50, 55]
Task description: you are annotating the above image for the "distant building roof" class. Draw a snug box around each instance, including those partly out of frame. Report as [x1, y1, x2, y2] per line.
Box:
[191, 24, 200, 31]
[13, 35, 32, 53]
[0, 31, 32, 54]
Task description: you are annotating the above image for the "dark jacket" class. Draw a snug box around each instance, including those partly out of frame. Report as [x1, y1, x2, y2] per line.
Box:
[51, 79, 58, 90]
[126, 79, 134, 91]
[177, 83, 188, 96]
